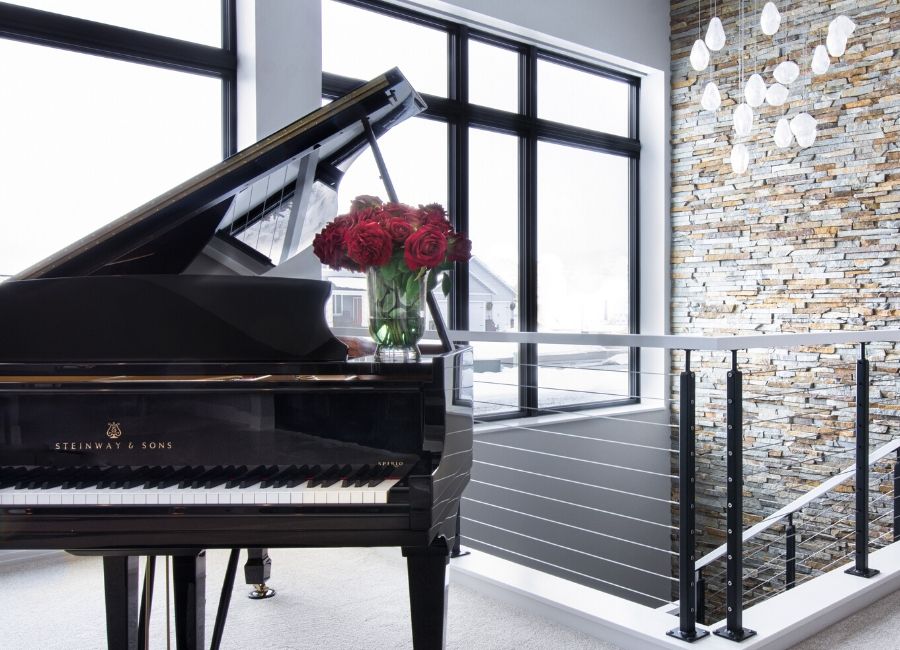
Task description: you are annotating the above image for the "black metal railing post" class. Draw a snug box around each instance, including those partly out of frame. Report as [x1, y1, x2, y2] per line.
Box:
[846, 342, 879, 578]
[715, 350, 755, 642]
[894, 449, 900, 542]
[786, 513, 796, 590]
[696, 569, 706, 626]
[667, 350, 709, 642]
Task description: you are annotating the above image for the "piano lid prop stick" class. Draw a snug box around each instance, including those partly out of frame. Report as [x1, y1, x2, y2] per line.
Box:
[362, 116, 454, 353]
[362, 117, 399, 203]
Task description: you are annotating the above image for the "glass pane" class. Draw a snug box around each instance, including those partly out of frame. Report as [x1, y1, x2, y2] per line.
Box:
[473, 342, 520, 417]
[322, 0, 447, 97]
[336, 117, 447, 211]
[8, 0, 222, 46]
[538, 344, 630, 409]
[537, 142, 629, 334]
[469, 129, 518, 332]
[538, 59, 630, 136]
[468, 41, 518, 112]
[0, 40, 223, 278]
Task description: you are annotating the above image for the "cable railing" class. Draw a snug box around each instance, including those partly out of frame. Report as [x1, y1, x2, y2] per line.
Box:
[440, 327, 900, 643]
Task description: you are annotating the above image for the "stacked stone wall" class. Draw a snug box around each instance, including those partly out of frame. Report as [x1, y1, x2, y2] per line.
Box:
[669, 0, 900, 617]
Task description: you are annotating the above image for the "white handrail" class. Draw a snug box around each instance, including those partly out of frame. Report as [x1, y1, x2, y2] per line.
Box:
[695, 436, 900, 571]
[331, 327, 900, 350]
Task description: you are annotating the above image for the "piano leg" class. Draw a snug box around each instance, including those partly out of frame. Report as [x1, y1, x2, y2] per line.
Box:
[172, 551, 206, 650]
[103, 555, 139, 650]
[403, 538, 450, 650]
[245, 547, 276, 599]
[137, 556, 156, 650]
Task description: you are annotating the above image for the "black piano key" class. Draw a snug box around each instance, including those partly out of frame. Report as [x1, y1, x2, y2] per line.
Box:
[184, 465, 222, 489]
[133, 465, 172, 489]
[97, 466, 130, 489]
[14, 467, 47, 490]
[40, 466, 82, 489]
[110, 466, 147, 489]
[260, 465, 298, 489]
[308, 464, 340, 489]
[76, 466, 115, 490]
[320, 464, 353, 489]
[142, 466, 175, 489]
[158, 466, 200, 489]
[343, 464, 371, 488]
[286, 465, 317, 489]
[367, 464, 396, 488]
[239, 465, 279, 489]
[0, 467, 30, 489]
[197, 465, 236, 489]
[206, 465, 248, 490]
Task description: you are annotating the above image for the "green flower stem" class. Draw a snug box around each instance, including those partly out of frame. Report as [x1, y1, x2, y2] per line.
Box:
[367, 264, 426, 352]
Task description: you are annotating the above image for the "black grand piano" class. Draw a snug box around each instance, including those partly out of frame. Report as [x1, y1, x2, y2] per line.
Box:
[0, 69, 473, 650]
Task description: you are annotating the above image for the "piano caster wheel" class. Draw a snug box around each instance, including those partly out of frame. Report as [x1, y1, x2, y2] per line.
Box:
[248, 583, 276, 599]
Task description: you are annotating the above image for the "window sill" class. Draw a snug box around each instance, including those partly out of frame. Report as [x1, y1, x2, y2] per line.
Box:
[474, 401, 668, 434]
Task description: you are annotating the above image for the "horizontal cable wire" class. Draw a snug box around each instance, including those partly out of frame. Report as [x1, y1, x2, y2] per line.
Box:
[472, 399, 679, 429]
[462, 514, 678, 580]
[741, 570, 790, 609]
[731, 474, 894, 551]
[462, 537, 672, 604]
[462, 497, 676, 556]
[496, 359, 681, 378]
[473, 378, 668, 402]
[469, 478, 678, 530]
[477, 423, 678, 454]
[474, 440, 675, 479]
[702, 481, 894, 587]
[473, 459, 678, 504]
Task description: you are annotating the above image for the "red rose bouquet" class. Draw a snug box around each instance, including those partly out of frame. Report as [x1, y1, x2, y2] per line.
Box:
[313, 196, 472, 360]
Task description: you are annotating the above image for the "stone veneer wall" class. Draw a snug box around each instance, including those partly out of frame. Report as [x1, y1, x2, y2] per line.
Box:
[669, 0, 900, 616]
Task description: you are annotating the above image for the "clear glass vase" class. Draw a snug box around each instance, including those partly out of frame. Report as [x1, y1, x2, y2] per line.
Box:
[367, 266, 426, 362]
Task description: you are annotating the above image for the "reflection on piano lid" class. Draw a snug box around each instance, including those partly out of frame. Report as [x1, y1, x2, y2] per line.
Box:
[14, 67, 425, 280]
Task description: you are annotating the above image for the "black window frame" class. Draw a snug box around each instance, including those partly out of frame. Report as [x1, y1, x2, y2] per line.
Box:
[0, 0, 238, 158]
[322, 0, 641, 420]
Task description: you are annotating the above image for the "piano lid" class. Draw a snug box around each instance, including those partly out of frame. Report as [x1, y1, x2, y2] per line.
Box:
[15, 68, 426, 280]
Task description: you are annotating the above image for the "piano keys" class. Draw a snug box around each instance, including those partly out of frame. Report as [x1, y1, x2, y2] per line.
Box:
[0, 67, 473, 650]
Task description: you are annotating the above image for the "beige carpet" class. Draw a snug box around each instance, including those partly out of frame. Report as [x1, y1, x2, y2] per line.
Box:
[0, 547, 618, 650]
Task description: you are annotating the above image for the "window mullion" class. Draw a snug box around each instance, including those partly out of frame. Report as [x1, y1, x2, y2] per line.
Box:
[449, 24, 468, 332]
[520, 45, 538, 417]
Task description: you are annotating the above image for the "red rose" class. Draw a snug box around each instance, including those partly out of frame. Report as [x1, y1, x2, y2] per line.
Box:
[383, 216, 415, 242]
[345, 221, 393, 269]
[447, 233, 472, 262]
[420, 204, 452, 232]
[349, 195, 383, 213]
[404, 224, 448, 271]
[313, 222, 346, 270]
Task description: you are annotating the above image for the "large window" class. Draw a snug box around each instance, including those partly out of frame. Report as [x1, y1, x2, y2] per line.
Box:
[322, 0, 640, 418]
[0, 1, 236, 278]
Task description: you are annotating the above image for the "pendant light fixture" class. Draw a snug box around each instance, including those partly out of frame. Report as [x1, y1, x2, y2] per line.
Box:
[765, 82, 789, 106]
[734, 103, 754, 136]
[745, 73, 767, 107]
[811, 44, 830, 75]
[774, 60, 799, 85]
[706, 16, 726, 51]
[730, 143, 750, 174]
[701, 81, 722, 111]
[691, 39, 711, 71]
[690, 0, 710, 71]
[774, 118, 793, 148]
[790, 112, 817, 148]
[760, 1, 781, 36]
